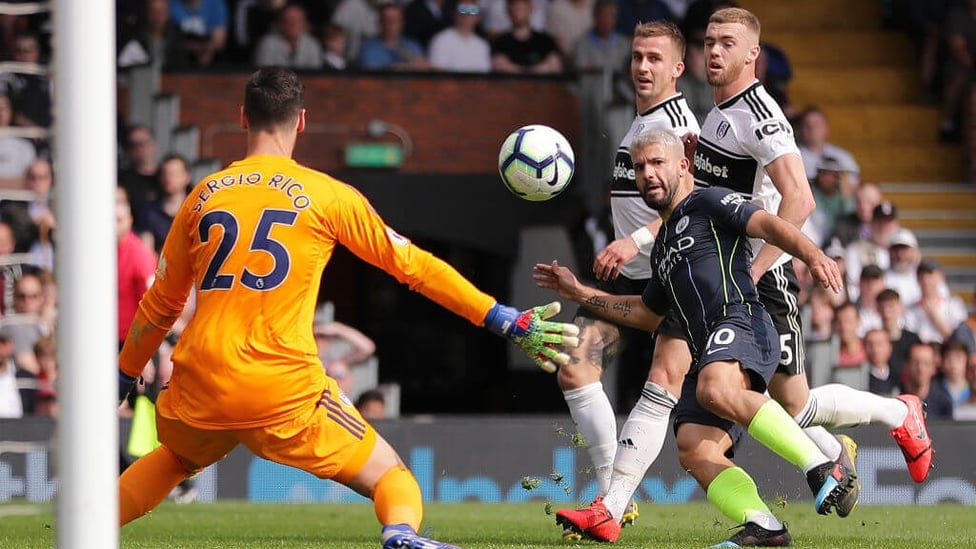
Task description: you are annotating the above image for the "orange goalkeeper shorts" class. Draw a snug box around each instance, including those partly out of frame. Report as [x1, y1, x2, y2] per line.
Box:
[155, 377, 377, 483]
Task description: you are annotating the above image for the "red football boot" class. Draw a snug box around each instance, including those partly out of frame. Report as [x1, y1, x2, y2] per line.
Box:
[555, 496, 622, 543]
[890, 394, 934, 483]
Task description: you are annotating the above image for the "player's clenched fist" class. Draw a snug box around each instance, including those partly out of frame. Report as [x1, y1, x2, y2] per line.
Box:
[484, 301, 580, 373]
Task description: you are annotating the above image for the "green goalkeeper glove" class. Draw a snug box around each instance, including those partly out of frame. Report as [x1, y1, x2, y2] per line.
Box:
[483, 301, 580, 373]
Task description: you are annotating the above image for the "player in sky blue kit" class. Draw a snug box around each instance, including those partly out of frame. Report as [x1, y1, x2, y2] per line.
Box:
[536, 128, 854, 547]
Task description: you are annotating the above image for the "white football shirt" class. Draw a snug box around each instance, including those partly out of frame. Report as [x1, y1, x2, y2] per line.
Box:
[693, 81, 800, 270]
[610, 93, 700, 280]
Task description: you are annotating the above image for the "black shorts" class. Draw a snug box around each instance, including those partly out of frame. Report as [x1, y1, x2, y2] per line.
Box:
[672, 307, 780, 457]
[756, 261, 805, 376]
[656, 314, 685, 340]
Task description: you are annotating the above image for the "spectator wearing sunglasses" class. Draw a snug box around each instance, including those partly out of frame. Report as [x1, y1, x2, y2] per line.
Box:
[4, 272, 48, 413]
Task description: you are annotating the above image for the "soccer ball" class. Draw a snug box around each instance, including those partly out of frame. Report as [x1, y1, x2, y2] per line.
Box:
[498, 124, 575, 202]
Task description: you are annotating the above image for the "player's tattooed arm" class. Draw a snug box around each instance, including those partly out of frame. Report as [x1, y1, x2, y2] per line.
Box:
[583, 295, 634, 318]
[581, 293, 660, 331]
[583, 294, 613, 313]
[534, 260, 663, 331]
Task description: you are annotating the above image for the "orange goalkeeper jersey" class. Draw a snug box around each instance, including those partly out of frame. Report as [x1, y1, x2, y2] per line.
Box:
[133, 155, 496, 428]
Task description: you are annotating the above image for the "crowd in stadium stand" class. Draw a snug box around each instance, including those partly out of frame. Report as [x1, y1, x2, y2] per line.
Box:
[0, 0, 973, 419]
[881, 0, 976, 142]
[0, 0, 57, 420]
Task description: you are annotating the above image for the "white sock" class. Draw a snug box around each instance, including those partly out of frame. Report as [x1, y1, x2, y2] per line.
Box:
[563, 382, 618, 494]
[806, 384, 908, 430]
[745, 511, 784, 531]
[602, 382, 676, 521]
[803, 426, 841, 462]
[792, 394, 843, 461]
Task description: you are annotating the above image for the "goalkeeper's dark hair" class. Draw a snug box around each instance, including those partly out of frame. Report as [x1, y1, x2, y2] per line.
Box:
[244, 66, 304, 130]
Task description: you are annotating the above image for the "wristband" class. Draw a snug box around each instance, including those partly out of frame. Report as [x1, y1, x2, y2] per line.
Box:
[483, 302, 518, 336]
[630, 226, 655, 248]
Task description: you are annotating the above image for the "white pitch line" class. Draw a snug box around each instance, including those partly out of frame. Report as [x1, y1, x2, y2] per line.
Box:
[0, 504, 46, 517]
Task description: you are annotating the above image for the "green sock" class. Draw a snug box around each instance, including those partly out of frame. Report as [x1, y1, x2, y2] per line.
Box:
[706, 466, 771, 524]
[748, 400, 826, 472]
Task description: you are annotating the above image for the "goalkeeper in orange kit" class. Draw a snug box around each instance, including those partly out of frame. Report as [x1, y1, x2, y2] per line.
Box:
[116, 66, 580, 549]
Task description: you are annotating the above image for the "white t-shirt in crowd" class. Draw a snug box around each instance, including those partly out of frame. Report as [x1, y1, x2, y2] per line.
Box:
[0, 360, 23, 418]
[428, 28, 491, 73]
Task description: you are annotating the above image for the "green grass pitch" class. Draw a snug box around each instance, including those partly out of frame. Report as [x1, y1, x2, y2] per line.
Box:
[3, 501, 974, 548]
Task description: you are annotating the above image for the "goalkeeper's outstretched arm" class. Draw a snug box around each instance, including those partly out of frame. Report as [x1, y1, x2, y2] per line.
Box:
[406, 250, 581, 373]
[338, 208, 580, 372]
